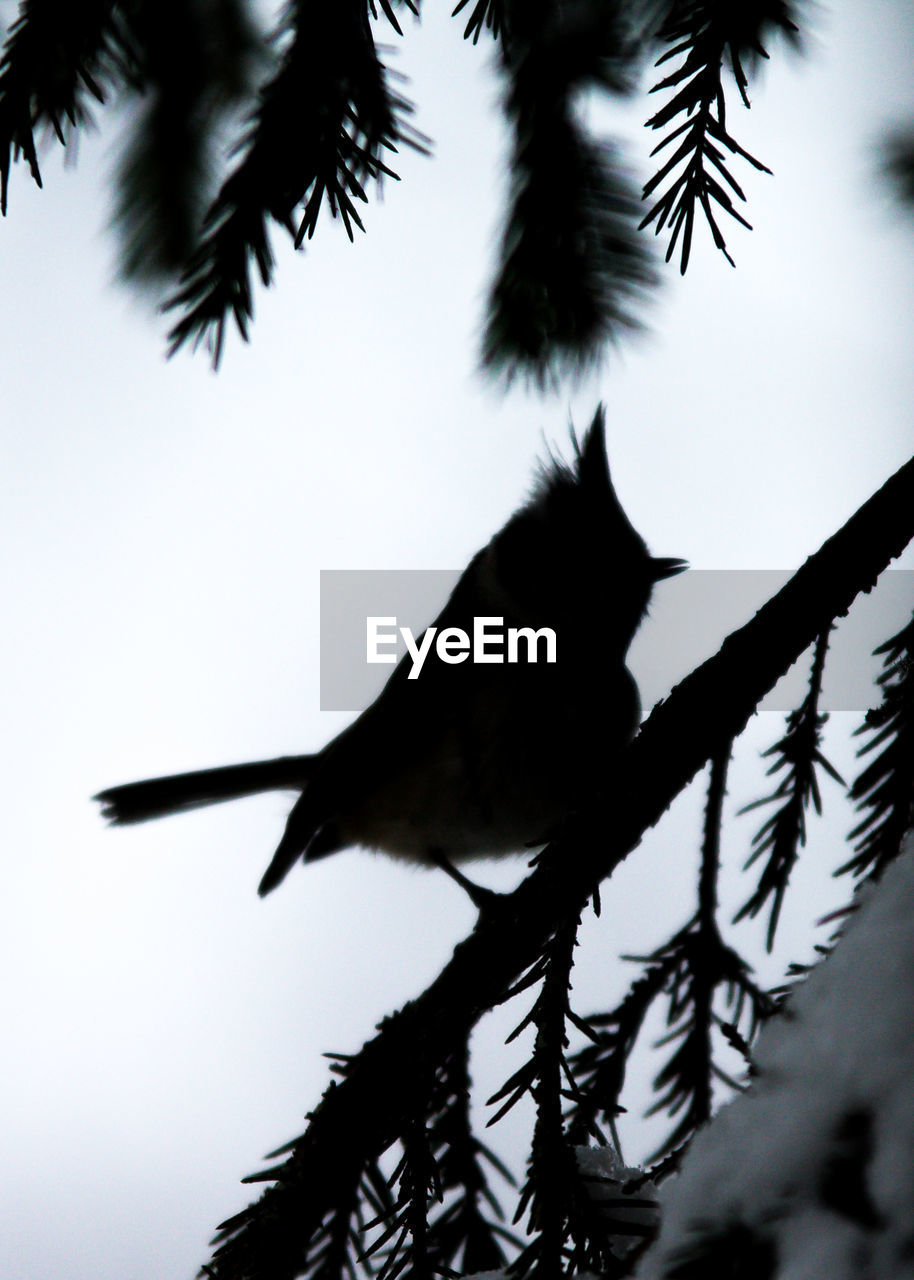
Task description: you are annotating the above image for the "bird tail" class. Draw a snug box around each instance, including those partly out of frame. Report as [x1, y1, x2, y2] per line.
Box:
[95, 755, 315, 825]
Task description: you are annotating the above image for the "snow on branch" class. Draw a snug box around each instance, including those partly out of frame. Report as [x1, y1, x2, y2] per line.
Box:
[637, 832, 914, 1280]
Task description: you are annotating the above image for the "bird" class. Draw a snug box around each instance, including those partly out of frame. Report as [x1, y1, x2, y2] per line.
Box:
[95, 407, 685, 901]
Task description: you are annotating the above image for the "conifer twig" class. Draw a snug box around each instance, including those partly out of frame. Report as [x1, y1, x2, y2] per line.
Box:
[735, 628, 844, 949]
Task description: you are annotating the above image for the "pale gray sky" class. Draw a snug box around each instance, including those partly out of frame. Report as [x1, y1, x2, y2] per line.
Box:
[1, 4, 913, 1277]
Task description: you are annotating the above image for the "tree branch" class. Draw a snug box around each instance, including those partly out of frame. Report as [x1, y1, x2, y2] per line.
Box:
[0, 0, 129, 214]
[199, 450, 914, 1279]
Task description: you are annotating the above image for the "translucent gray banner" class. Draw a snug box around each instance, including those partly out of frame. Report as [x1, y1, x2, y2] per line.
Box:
[319, 569, 913, 714]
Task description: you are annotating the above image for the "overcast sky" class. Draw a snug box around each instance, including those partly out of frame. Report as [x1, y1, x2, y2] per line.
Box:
[2, 4, 914, 1278]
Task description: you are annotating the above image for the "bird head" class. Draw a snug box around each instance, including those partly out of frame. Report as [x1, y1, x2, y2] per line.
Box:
[489, 406, 686, 659]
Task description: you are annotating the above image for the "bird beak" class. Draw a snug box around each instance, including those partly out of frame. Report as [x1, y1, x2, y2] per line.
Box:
[650, 557, 688, 580]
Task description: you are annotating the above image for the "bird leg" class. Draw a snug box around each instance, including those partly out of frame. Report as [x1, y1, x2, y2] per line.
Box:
[428, 849, 502, 910]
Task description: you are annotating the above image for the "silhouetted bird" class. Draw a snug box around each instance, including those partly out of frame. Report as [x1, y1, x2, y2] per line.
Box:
[96, 407, 685, 900]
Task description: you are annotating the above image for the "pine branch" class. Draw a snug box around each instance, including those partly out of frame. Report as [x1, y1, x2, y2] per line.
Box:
[367, 1, 420, 41]
[698, 743, 729, 926]
[297, 1162, 368, 1280]
[627, 1140, 693, 1192]
[483, 0, 656, 385]
[565, 951, 681, 1148]
[165, 0, 429, 366]
[492, 911, 640, 1277]
[369, 1115, 439, 1280]
[194, 452, 914, 1280]
[0, 0, 133, 215]
[638, 751, 772, 1158]
[243, 1035, 514, 1280]
[113, 0, 266, 284]
[884, 125, 914, 208]
[452, 0, 505, 45]
[641, 0, 802, 271]
[735, 628, 845, 949]
[570, 749, 771, 1164]
[839, 611, 914, 881]
[643, 914, 769, 1159]
[426, 1046, 518, 1275]
[370, 1041, 517, 1278]
[764, 938, 836, 1015]
[506, 913, 581, 1275]
[0, 0, 815, 375]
